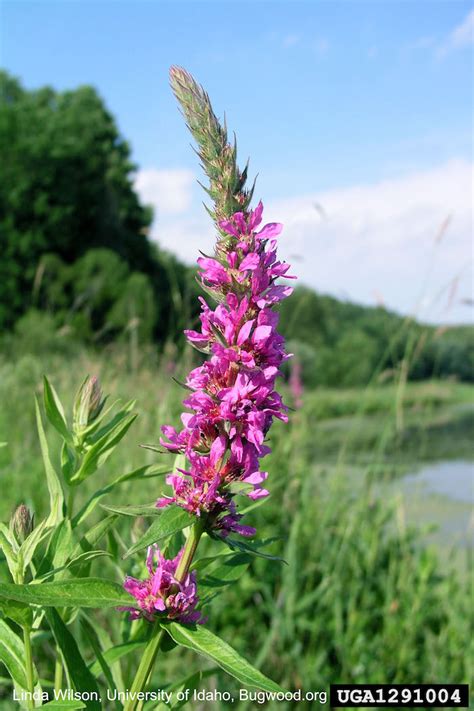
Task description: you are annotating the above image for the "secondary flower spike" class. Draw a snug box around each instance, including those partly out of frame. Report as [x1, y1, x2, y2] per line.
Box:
[158, 201, 295, 537]
[120, 545, 204, 624]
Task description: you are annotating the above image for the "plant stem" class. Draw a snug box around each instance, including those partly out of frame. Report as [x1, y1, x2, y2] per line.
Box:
[175, 517, 205, 582]
[124, 518, 206, 711]
[67, 487, 75, 518]
[23, 626, 35, 709]
[123, 623, 164, 711]
[54, 651, 63, 694]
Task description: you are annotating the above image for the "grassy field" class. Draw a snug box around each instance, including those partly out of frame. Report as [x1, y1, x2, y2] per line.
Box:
[0, 346, 472, 708]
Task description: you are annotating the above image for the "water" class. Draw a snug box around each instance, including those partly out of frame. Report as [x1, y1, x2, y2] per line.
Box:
[404, 460, 474, 505]
[396, 460, 473, 564]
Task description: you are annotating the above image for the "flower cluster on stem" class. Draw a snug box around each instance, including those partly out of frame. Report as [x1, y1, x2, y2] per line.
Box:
[122, 67, 294, 631]
[158, 201, 295, 538]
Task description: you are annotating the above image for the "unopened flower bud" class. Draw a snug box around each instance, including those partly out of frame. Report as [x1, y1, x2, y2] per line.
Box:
[74, 376, 105, 427]
[11, 504, 34, 544]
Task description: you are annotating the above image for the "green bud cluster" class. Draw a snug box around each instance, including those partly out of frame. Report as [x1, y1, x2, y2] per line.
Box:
[169, 66, 255, 242]
[10, 504, 34, 544]
[73, 376, 106, 431]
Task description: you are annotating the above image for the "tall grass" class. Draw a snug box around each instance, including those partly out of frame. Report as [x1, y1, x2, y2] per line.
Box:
[0, 344, 472, 708]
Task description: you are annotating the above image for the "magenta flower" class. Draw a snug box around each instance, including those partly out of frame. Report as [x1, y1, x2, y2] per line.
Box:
[121, 545, 204, 624]
[158, 202, 295, 538]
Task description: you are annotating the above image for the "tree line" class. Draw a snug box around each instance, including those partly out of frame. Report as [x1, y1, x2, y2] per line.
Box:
[1, 71, 472, 385]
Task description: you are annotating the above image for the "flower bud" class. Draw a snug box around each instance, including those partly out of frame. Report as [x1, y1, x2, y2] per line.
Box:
[11, 504, 34, 544]
[74, 376, 105, 427]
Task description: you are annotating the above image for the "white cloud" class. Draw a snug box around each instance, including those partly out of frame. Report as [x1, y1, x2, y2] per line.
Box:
[134, 168, 194, 216]
[437, 9, 474, 56]
[265, 159, 473, 323]
[147, 160, 473, 325]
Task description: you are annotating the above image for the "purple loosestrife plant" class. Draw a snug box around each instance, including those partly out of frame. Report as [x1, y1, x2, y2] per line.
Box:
[120, 68, 294, 709]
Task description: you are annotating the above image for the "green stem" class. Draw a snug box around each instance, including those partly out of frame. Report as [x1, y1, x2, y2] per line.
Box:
[123, 624, 164, 711]
[54, 651, 63, 694]
[23, 626, 35, 709]
[67, 487, 75, 518]
[124, 518, 206, 711]
[175, 517, 205, 582]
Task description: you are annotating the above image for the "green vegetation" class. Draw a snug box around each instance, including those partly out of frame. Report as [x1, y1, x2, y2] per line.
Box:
[0, 68, 472, 707]
[0, 348, 471, 708]
[0, 71, 199, 344]
[1, 71, 472, 386]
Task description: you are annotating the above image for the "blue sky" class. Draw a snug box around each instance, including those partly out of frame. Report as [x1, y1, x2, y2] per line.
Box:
[2, 1, 473, 323]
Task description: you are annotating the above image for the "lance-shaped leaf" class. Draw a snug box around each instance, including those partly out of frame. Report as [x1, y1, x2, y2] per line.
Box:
[72, 515, 117, 559]
[82, 612, 126, 693]
[164, 622, 284, 693]
[0, 578, 134, 608]
[37, 551, 112, 583]
[70, 409, 137, 484]
[88, 641, 145, 677]
[46, 609, 101, 711]
[43, 376, 73, 445]
[80, 617, 117, 698]
[195, 553, 251, 598]
[0, 599, 33, 628]
[221, 536, 287, 563]
[35, 397, 65, 526]
[18, 518, 51, 573]
[0, 523, 19, 580]
[72, 463, 170, 527]
[100, 502, 161, 517]
[124, 506, 193, 559]
[0, 619, 29, 689]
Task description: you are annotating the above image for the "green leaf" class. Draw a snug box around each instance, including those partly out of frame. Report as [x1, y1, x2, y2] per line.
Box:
[61, 442, 77, 486]
[18, 518, 51, 572]
[0, 620, 27, 688]
[124, 506, 193, 559]
[36, 519, 75, 581]
[0, 578, 134, 608]
[164, 622, 284, 693]
[0, 523, 19, 579]
[198, 553, 251, 595]
[71, 411, 137, 484]
[0, 599, 33, 627]
[72, 515, 118, 560]
[46, 609, 101, 711]
[88, 641, 145, 677]
[80, 617, 118, 703]
[88, 400, 135, 444]
[72, 463, 170, 527]
[43, 701, 86, 709]
[35, 397, 65, 526]
[222, 537, 287, 563]
[100, 502, 161, 517]
[37, 550, 112, 582]
[81, 612, 126, 694]
[43, 376, 72, 445]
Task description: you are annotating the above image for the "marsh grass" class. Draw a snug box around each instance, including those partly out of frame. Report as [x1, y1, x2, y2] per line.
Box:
[0, 345, 472, 709]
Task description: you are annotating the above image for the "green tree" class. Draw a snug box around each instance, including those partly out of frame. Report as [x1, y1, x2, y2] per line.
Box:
[0, 71, 154, 328]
